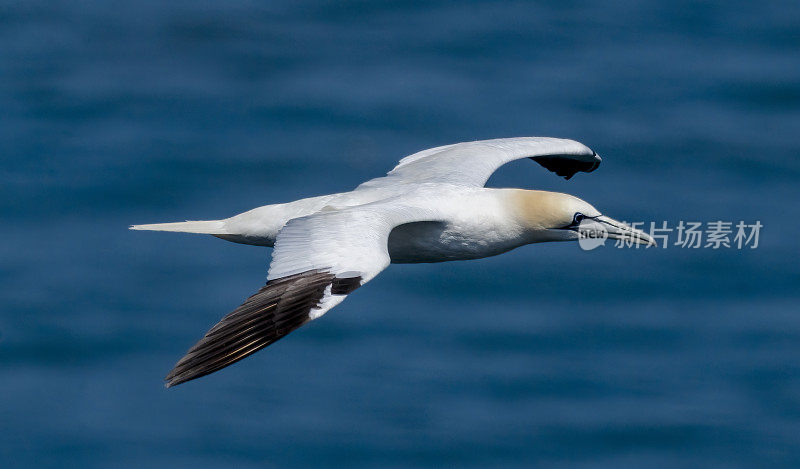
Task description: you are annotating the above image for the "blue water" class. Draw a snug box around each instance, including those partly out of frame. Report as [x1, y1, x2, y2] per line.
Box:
[2, 0, 799, 467]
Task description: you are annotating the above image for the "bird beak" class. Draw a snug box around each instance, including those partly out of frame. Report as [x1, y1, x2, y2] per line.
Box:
[580, 215, 656, 246]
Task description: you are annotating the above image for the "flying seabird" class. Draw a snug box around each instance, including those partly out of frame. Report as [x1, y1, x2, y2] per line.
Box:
[132, 137, 654, 387]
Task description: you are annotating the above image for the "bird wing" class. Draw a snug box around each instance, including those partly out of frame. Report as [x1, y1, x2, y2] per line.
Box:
[356, 137, 601, 190]
[164, 200, 439, 387]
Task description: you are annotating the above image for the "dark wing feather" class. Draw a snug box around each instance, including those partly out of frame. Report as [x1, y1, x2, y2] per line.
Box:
[164, 270, 338, 387]
[530, 152, 601, 180]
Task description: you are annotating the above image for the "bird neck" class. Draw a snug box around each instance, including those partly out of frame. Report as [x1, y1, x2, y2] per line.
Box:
[505, 189, 571, 234]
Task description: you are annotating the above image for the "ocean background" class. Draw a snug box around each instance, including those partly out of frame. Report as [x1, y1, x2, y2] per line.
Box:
[2, 0, 799, 467]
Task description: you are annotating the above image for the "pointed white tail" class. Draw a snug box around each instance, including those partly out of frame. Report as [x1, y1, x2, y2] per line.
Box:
[129, 220, 228, 234]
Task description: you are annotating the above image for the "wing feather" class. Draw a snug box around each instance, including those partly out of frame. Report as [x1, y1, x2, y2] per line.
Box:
[165, 202, 440, 387]
[164, 270, 336, 387]
[356, 137, 601, 190]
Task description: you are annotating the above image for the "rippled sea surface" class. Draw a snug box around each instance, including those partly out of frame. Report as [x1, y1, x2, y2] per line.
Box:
[2, 1, 799, 467]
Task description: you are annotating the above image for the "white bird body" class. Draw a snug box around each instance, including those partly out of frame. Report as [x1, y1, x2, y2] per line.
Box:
[131, 137, 653, 387]
[212, 185, 528, 263]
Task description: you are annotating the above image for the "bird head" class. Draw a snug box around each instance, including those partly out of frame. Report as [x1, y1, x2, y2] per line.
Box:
[510, 190, 654, 247]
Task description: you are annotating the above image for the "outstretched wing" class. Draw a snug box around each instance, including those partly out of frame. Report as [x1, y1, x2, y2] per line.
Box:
[357, 137, 601, 190]
[164, 202, 438, 387]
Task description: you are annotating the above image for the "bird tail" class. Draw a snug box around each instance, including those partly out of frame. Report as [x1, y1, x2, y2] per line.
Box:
[129, 220, 228, 234]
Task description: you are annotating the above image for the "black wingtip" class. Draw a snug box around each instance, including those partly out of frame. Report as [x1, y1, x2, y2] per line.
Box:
[164, 375, 190, 388]
[164, 370, 184, 388]
[530, 152, 601, 180]
[161, 270, 341, 388]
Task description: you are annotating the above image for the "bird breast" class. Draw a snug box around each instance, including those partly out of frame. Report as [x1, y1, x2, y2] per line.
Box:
[387, 212, 527, 264]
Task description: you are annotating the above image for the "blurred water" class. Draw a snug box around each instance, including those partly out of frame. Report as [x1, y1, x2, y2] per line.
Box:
[1, 0, 800, 467]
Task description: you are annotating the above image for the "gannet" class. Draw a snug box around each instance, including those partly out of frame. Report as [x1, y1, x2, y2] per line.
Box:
[132, 137, 653, 387]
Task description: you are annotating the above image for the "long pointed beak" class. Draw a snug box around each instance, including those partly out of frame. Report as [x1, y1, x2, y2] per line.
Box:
[583, 215, 656, 246]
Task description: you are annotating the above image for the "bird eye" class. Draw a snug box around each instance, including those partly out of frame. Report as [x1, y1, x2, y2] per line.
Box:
[573, 213, 585, 224]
